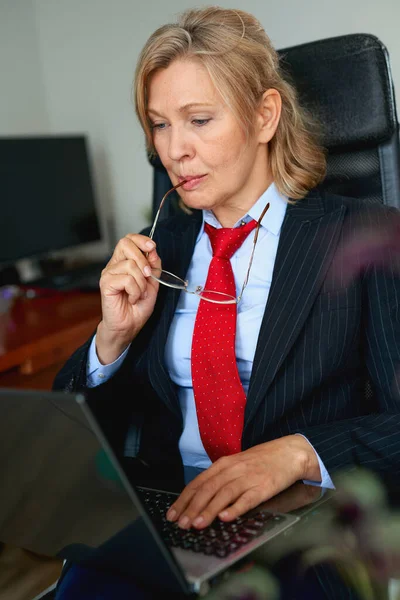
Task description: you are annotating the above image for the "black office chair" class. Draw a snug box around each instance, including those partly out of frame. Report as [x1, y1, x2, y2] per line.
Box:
[149, 33, 400, 219]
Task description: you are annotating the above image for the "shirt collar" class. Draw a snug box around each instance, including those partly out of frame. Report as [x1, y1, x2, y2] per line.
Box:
[199, 182, 288, 242]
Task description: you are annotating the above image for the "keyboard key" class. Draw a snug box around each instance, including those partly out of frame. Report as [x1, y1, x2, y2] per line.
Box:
[228, 542, 241, 552]
[245, 519, 265, 529]
[232, 534, 251, 544]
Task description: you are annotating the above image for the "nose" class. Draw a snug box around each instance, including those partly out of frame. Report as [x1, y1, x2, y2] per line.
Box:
[167, 125, 194, 162]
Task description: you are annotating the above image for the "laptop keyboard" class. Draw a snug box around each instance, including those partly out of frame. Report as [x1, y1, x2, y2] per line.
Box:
[137, 487, 288, 558]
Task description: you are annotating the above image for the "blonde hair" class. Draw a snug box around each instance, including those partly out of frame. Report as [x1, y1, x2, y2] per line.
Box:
[134, 6, 326, 200]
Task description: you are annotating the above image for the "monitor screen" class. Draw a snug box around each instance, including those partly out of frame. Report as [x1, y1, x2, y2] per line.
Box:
[0, 136, 102, 264]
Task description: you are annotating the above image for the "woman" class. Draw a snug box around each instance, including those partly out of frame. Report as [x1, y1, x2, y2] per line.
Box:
[54, 6, 400, 598]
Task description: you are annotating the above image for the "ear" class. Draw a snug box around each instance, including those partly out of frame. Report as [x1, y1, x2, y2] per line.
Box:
[256, 89, 282, 144]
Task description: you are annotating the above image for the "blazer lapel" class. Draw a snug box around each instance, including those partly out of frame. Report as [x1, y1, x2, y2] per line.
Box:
[147, 213, 202, 417]
[244, 191, 346, 429]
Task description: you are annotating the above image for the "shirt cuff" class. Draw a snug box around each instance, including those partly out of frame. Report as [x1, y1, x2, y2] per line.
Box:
[86, 334, 130, 388]
[296, 433, 336, 490]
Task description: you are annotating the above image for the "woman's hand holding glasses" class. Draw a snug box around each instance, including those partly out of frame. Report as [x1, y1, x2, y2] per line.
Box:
[96, 233, 162, 365]
[95, 182, 186, 366]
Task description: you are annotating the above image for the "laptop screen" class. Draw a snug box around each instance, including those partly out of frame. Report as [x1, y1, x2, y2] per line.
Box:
[0, 389, 141, 556]
[0, 388, 191, 594]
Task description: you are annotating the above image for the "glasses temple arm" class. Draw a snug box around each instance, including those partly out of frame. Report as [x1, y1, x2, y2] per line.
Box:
[237, 202, 270, 302]
[148, 179, 187, 240]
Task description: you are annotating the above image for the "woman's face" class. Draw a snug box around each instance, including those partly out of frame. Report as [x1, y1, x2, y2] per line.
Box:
[147, 59, 276, 225]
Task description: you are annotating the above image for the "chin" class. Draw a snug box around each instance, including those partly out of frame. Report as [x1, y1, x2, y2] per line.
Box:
[178, 191, 214, 211]
[181, 199, 216, 213]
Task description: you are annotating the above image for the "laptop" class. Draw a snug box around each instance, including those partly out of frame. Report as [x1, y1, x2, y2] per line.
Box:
[0, 388, 302, 596]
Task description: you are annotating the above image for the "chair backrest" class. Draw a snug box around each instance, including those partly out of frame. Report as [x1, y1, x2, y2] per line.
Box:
[149, 33, 400, 220]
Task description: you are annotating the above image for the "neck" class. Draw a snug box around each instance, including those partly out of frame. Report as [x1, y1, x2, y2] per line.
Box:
[211, 146, 273, 227]
[212, 174, 273, 227]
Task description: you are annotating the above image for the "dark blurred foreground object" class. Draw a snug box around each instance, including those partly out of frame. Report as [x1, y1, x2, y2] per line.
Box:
[332, 212, 400, 285]
[206, 470, 400, 600]
[150, 33, 400, 220]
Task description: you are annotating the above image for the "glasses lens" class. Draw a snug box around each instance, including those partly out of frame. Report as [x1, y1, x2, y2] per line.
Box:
[151, 269, 237, 303]
[151, 268, 187, 289]
[197, 289, 237, 304]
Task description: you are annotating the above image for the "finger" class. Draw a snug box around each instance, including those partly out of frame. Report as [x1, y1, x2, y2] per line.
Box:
[166, 481, 202, 524]
[173, 464, 246, 529]
[189, 477, 247, 529]
[175, 477, 225, 529]
[217, 486, 264, 522]
[125, 233, 157, 252]
[104, 260, 148, 296]
[108, 235, 156, 273]
[166, 457, 233, 523]
[147, 247, 162, 270]
[104, 254, 161, 298]
[100, 272, 143, 304]
[125, 233, 158, 267]
[146, 248, 162, 285]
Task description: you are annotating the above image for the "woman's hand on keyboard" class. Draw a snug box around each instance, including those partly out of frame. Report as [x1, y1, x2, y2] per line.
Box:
[166, 435, 321, 530]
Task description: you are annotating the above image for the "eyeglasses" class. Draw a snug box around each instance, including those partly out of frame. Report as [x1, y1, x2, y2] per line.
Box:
[148, 180, 270, 304]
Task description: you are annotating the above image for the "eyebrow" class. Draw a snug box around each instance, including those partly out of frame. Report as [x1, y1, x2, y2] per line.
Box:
[148, 102, 215, 117]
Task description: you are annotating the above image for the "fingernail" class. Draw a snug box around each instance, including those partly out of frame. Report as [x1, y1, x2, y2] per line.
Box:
[146, 241, 156, 250]
[219, 511, 228, 519]
[193, 516, 204, 527]
[144, 266, 152, 277]
[179, 516, 189, 529]
[167, 509, 176, 522]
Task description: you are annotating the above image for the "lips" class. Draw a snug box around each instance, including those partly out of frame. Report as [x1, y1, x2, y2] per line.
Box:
[178, 174, 207, 191]
[178, 175, 206, 182]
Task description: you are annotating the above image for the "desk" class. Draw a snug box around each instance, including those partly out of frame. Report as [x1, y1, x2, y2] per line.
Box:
[0, 291, 101, 390]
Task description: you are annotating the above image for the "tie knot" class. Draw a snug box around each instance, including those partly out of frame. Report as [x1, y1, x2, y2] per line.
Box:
[204, 220, 257, 260]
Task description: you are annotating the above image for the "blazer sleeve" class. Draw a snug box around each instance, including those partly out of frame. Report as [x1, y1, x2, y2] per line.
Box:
[298, 257, 400, 476]
[52, 334, 93, 393]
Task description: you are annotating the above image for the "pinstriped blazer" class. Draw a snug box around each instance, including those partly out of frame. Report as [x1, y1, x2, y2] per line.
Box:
[53, 189, 400, 490]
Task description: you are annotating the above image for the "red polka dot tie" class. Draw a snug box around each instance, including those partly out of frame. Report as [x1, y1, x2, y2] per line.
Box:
[191, 219, 257, 462]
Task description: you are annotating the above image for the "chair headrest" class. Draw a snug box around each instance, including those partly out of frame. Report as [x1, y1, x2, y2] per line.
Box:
[278, 33, 398, 151]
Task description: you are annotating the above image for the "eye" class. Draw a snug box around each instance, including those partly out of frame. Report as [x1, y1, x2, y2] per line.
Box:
[192, 119, 211, 127]
[151, 122, 167, 131]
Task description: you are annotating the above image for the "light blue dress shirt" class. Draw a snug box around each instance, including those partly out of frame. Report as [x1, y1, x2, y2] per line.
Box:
[87, 183, 334, 489]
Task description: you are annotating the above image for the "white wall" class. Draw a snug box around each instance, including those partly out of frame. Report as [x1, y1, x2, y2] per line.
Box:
[4, 0, 400, 255]
[0, 0, 49, 134]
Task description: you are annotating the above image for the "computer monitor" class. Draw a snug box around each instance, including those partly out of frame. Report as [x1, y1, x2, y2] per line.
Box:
[0, 135, 102, 266]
